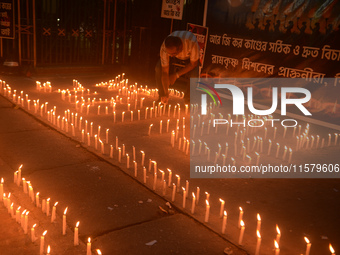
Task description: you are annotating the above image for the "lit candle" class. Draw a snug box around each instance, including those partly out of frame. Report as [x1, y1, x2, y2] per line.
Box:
[255, 230, 261, 255]
[276, 225, 281, 244]
[255, 152, 260, 165]
[153, 172, 157, 191]
[256, 213, 261, 232]
[16, 206, 21, 223]
[219, 199, 225, 218]
[63, 207, 68, 235]
[40, 230, 47, 255]
[47, 245, 50, 254]
[36, 192, 40, 207]
[172, 183, 176, 202]
[275, 143, 280, 158]
[134, 161, 137, 177]
[328, 133, 331, 146]
[304, 237, 311, 255]
[238, 220, 245, 245]
[46, 198, 50, 216]
[204, 200, 210, 222]
[106, 129, 109, 144]
[167, 169, 172, 187]
[0, 178, 3, 200]
[87, 238, 92, 255]
[176, 175, 180, 192]
[24, 211, 29, 234]
[31, 223, 37, 242]
[96, 249, 102, 255]
[126, 154, 130, 169]
[51, 202, 58, 223]
[274, 240, 280, 255]
[191, 192, 196, 214]
[196, 187, 200, 205]
[268, 139, 272, 155]
[185, 180, 189, 198]
[335, 133, 338, 146]
[74, 221, 80, 246]
[238, 207, 243, 228]
[288, 148, 293, 163]
[148, 124, 153, 136]
[182, 187, 186, 208]
[222, 211, 227, 234]
[329, 244, 335, 255]
[17, 164, 22, 186]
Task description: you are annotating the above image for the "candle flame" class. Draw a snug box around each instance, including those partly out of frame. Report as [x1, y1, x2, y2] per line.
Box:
[76, 221, 80, 227]
[64, 207, 68, 215]
[276, 225, 281, 235]
[274, 240, 279, 249]
[1, 178, 3, 183]
[43, 230, 47, 236]
[167, 168, 172, 172]
[219, 198, 224, 203]
[88, 237, 91, 243]
[47, 245, 50, 253]
[54, 202, 58, 207]
[8, 193, 11, 198]
[329, 244, 335, 253]
[11, 202, 13, 207]
[257, 213, 261, 221]
[22, 209, 27, 215]
[96, 249, 102, 255]
[36, 192, 39, 196]
[257, 230, 261, 238]
[206, 200, 209, 206]
[239, 207, 243, 212]
[240, 220, 245, 227]
[26, 211, 29, 216]
[304, 237, 310, 244]
[47, 198, 50, 202]
[176, 174, 180, 178]
[19, 164, 23, 170]
[33, 223, 37, 228]
[192, 192, 195, 198]
[17, 206, 21, 210]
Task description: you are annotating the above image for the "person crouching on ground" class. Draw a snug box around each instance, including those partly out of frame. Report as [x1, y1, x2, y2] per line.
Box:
[155, 30, 199, 104]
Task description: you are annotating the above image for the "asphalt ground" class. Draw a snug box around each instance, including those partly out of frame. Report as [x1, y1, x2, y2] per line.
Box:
[0, 72, 339, 255]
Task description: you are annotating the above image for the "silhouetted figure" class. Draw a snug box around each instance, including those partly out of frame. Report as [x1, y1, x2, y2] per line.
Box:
[326, 24, 333, 36]
[264, 19, 271, 33]
[284, 20, 294, 36]
[310, 20, 321, 37]
[298, 21, 307, 34]
[274, 20, 281, 33]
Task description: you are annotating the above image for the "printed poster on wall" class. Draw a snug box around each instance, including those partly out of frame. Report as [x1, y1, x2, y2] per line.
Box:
[187, 23, 209, 68]
[0, 0, 14, 39]
[161, 0, 184, 20]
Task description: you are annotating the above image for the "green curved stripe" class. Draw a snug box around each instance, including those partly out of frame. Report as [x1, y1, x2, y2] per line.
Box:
[198, 87, 217, 106]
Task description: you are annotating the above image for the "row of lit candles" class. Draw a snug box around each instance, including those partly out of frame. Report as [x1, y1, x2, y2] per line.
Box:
[0, 166, 103, 255]
[3, 77, 336, 254]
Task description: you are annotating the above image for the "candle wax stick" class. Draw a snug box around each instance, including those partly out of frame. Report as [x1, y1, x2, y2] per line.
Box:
[74, 222, 80, 246]
[204, 200, 210, 222]
[182, 188, 186, 208]
[191, 193, 196, 214]
[238, 220, 245, 245]
[172, 184, 176, 202]
[222, 211, 227, 234]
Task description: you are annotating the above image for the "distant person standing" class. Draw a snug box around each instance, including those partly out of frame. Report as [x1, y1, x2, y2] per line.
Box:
[155, 30, 199, 104]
